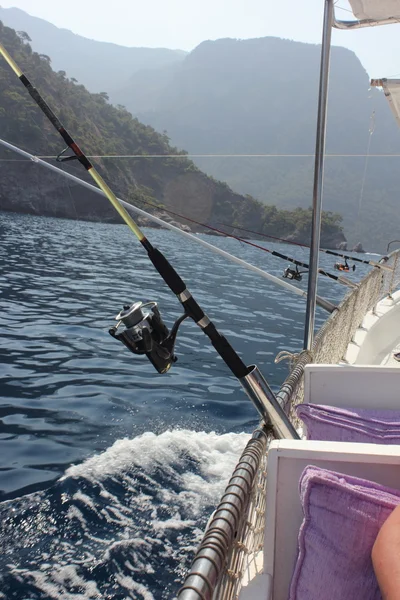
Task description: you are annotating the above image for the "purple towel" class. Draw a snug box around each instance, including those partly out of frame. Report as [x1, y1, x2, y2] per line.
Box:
[296, 403, 400, 443]
[289, 466, 400, 600]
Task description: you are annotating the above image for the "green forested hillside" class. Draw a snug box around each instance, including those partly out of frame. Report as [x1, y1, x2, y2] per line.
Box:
[0, 22, 344, 247]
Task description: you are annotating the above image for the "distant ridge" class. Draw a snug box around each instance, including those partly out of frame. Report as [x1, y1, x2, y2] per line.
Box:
[114, 36, 400, 251]
[0, 20, 345, 248]
[0, 6, 186, 92]
[1, 8, 399, 249]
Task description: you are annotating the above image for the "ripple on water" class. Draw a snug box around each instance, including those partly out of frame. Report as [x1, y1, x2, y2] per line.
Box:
[0, 211, 367, 597]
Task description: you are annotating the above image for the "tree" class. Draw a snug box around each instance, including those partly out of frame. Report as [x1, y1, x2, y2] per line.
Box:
[39, 54, 51, 63]
[0, 19, 345, 245]
[16, 30, 31, 43]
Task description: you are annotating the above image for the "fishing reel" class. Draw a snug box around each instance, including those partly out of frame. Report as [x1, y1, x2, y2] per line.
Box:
[109, 301, 188, 374]
[334, 259, 356, 272]
[283, 265, 305, 282]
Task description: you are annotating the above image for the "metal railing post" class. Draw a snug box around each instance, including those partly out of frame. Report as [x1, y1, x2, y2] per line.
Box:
[240, 366, 299, 439]
[303, 0, 334, 350]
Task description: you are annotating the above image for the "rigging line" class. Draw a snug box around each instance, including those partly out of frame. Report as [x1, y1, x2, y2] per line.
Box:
[219, 223, 308, 249]
[29, 153, 400, 158]
[0, 137, 331, 305]
[216, 221, 390, 270]
[334, 4, 356, 14]
[137, 200, 358, 288]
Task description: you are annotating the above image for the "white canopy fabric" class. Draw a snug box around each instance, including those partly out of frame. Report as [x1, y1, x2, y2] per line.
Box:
[349, 0, 400, 20]
[371, 79, 400, 128]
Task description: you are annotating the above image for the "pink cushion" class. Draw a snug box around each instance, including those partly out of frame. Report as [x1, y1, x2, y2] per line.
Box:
[296, 403, 400, 443]
[289, 466, 400, 600]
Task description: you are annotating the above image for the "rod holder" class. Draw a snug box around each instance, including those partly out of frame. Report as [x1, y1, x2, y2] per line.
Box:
[240, 365, 299, 439]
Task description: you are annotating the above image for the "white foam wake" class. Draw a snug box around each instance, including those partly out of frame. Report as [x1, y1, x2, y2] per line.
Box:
[65, 429, 250, 512]
[2, 430, 252, 599]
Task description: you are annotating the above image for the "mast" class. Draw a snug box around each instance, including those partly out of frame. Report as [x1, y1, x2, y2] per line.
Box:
[303, 0, 334, 350]
[303, 0, 400, 350]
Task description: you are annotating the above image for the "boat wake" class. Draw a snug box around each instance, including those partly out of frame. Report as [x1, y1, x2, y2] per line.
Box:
[0, 429, 249, 599]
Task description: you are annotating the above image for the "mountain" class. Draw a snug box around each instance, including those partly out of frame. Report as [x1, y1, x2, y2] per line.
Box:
[112, 37, 400, 252]
[0, 21, 344, 248]
[0, 9, 398, 250]
[0, 7, 186, 93]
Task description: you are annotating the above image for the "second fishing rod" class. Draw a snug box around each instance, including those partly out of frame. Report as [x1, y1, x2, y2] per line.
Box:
[0, 42, 298, 439]
[136, 201, 359, 289]
[217, 222, 391, 271]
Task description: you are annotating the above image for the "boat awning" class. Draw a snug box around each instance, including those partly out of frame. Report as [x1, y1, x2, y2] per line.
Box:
[348, 0, 400, 20]
[371, 79, 400, 128]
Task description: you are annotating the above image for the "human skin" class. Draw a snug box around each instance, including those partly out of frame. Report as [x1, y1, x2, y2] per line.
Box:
[372, 505, 400, 600]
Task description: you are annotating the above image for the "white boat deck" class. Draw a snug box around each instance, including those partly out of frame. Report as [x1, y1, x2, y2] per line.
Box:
[381, 340, 400, 366]
[345, 289, 400, 366]
[239, 290, 400, 600]
[263, 440, 400, 600]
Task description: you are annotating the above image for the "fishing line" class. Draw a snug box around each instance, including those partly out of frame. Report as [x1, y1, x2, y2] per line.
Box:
[1, 135, 325, 302]
[216, 222, 388, 269]
[0, 133, 357, 296]
[136, 200, 358, 288]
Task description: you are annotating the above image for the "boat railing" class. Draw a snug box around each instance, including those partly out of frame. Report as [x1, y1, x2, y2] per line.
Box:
[281, 249, 400, 426]
[177, 427, 270, 600]
[178, 248, 400, 600]
[386, 249, 400, 298]
[212, 429, 269, 600]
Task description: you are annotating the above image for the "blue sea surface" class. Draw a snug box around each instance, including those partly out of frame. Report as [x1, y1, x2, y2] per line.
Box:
[0, 211, 368, 598]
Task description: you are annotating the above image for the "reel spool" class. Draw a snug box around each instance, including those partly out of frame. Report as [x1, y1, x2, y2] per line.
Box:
[283, 265, 304, 282]
[334, 259, 356, 272]
[109, 301, 188, 374]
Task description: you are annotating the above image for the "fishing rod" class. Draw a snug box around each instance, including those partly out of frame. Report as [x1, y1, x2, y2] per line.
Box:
[217, 222, 391, 271]
[137, 201, 358, 289]
[0, 43, 299, 439]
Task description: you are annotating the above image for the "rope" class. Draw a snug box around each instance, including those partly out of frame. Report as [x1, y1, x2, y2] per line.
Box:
[274, 349, 314, 369]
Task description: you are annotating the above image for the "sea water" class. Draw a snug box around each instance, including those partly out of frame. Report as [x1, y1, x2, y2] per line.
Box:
[0, 211, 367, 599]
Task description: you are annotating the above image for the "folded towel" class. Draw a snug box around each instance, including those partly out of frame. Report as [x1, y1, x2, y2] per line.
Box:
[296, 403, 400, 443]
[289, 466, 400, 600]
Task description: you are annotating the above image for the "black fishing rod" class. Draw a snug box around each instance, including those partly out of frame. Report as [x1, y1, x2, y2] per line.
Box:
[217, 222, 390, 271]
[139, 201, 358, 288]
[0, 43, 299, 439]
[200, 223, 357, 286]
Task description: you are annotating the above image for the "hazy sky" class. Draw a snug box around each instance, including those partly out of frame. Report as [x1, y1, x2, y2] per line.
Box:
[1, 0, 400, 77]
